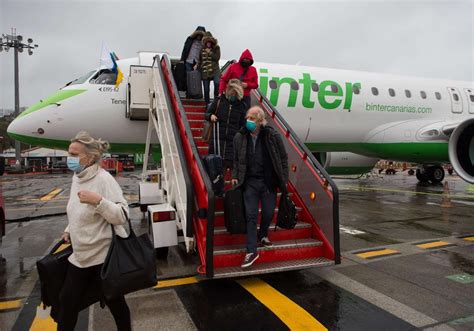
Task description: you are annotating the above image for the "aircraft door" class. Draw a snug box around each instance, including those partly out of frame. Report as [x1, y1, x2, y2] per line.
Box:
[464, 88, 474, 114]
[447, 87, 463, 113]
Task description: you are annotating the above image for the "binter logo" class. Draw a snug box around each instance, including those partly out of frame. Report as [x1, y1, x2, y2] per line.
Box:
[258, 68, 361, 111]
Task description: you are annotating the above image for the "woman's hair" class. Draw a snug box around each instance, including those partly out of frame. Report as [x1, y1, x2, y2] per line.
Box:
[247, 106, 267, 126]
[226, 79, 244, 100]
[71, 131, 110, 163]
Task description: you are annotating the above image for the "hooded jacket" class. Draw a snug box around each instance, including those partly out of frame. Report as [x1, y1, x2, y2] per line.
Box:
[219, 49, 258, 97]
[199, 32, 221, 80]
[205, 80, 246, 163]
[181, 26, 206, 62]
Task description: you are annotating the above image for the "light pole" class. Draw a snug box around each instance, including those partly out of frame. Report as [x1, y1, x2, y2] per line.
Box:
[0, 28, 38, 168]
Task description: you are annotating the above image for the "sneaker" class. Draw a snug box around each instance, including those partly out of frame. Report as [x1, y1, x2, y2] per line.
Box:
[260, 237, 273, 247]
[241, 252, 259, 268]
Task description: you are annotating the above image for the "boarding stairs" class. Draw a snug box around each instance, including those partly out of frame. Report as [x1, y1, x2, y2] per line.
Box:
[131, 53, 340, 278]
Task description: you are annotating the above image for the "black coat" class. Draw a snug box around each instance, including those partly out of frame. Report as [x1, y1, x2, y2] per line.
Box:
[232, 126, 289, 191]
[205, 97, 246, 163]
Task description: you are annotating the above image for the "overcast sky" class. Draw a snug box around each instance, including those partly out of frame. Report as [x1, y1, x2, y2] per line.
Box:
[0, 0, 472, 110]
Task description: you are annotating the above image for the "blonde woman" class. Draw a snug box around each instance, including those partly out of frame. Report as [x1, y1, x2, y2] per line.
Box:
[58, 131, 131, 331]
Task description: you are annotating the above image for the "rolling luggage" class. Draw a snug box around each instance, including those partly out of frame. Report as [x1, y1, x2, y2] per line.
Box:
[187, 70, 203, 99]
[202, 123, 224, 197]
[173, 61, 186, 91]
[224, 187, 246, 234]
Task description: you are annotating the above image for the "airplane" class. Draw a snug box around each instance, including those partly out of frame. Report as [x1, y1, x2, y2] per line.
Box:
[7, 51, 474, 184]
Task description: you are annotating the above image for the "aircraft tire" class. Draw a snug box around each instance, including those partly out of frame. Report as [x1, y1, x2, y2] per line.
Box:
[408, 169, 415, 176]
[416, 169, 429, 183]
[427, 166, 445, 184]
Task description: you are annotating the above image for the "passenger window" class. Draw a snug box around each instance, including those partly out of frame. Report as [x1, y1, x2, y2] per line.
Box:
[453, 93, 459, 102]
[420, 91, 427, 99]
[90, 69, 117, 85]
[470, 95, 474, 103]
[290, 81, 299, 90]
[269, 80, 278, 89]
[389, 88, 396, 97]
[311, 83, 319, 92]
[353, 85, 360, 95]
[435, 92, 442, 100]
[371, 87, 379, 96]
[331, 84, 338, 93]
[405, 90, 412, 98]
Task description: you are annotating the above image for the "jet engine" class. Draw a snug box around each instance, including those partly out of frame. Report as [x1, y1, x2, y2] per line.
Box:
[313, 152, 379, 175]
[448, 118, 474, 184]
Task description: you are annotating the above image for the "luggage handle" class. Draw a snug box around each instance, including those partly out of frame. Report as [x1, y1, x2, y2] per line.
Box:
[213, 121, 221, 156]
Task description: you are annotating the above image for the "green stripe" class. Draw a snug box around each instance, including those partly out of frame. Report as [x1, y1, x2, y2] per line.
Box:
[306, 142, 449, 163]
[18, 89, 87, 118]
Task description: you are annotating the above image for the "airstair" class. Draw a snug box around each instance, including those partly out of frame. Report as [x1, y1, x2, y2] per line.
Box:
[128, 53, 340, 278]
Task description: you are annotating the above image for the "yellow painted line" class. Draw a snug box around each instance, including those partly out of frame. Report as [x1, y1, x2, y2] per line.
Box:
[29, 305, 57, 330]
[237, 277, 327, 330]
[463, 236, 474, 242]
[40, 188, 63, 202]
[341, 185, 474, 200]
[154, 276, 199, 289]
[0, 299, 22, 310]
[356, 249, 399, 259]
[416, 241, 453, 249]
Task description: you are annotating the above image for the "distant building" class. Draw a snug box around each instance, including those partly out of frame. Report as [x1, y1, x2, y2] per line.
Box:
[1, 147, 68, 168]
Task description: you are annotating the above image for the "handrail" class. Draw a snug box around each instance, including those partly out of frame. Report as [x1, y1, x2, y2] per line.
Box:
[252, 89, 341, 264]
[159, 54, 216, 277]
[152, 57, 194, 241]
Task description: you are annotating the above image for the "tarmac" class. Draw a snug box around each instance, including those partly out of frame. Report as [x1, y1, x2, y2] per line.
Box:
[0, 170, 473, 330]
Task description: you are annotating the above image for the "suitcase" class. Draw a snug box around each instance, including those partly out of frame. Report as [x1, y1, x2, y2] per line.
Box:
[275, 191, 297, 229]
[187, 70, 203, 99]
[202, 123, 224, 197]
[224, 188, 246, 234]
[173, 61, 186, 91]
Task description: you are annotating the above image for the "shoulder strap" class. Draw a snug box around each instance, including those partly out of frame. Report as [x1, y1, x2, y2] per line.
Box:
[239, 67, 249, 81]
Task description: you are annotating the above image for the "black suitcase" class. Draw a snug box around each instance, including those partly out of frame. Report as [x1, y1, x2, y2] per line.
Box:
[202, 123, 224, 197]
[224, 188, 246, 234]
[173, 61, 186, 91]
[275, 191, 297, 229]
[187, 70, 203, 99]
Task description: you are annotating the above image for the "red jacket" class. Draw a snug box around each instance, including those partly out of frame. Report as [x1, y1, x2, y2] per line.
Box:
[219, 49, 258, 97]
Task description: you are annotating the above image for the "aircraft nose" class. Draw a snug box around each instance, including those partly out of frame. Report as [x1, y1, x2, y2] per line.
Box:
[7, 115, 35, 140]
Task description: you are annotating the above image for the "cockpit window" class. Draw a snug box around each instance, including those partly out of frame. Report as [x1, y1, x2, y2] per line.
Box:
[90, 69, 117, 85]
[68, 70, 96, 86]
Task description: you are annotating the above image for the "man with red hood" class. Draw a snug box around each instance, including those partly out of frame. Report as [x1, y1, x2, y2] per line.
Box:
[219, 49, 258, 110]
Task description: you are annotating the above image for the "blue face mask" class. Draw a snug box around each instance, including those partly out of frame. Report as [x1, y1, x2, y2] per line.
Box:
[246, 120, 257, 132]
[67, 156, 85, 173]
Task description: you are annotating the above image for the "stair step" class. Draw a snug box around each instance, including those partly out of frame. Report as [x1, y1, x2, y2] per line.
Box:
[213, 221, 310, 235]
[214, 238, 322, 255]
[214, 206, 302, 217]
[212, 257, 334, 279]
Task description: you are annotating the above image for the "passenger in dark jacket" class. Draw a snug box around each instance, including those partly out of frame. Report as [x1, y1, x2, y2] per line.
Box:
[219, 49, 258, 110]
[206, 79, 246, 170]
[232, 106, 288, 269]
[181, 26, 206, 73]
[199, 32, 221, 106]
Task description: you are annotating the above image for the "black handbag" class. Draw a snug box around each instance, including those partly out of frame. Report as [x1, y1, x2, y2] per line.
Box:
[275, 191, 297, 229]
[100, 216, 157, 300]
[36, 240, 102, 321]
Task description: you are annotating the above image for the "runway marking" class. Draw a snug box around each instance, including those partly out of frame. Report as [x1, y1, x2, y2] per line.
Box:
[340, 226, 365, 235]
[237, 277, 327, 330]
[0, 299, 22, 311]
[154, 276, 199, 289]
[341, 185, 474, 199]
[462, 236, 474, 242]
[415, 241, 454, 249]
[40, 188, 63, 201]
[446, 274, 474, 284]
[29, 305, 57, 330]
[355, 248, 400, 259]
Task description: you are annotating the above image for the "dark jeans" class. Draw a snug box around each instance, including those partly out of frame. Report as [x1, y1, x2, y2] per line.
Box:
[184, 61, 194, 73]
[243, 178, 277, 254]
[58, 262, 131, 331]
[242, 95, 251, 111]
[203, 75, 220, 105]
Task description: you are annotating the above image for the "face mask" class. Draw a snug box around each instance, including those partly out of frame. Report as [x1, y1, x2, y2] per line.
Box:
[246, 120, 257, 132]
[67, 156, 85, 173]
[229, 95, 237, 103]
[241, 61, 250, 68]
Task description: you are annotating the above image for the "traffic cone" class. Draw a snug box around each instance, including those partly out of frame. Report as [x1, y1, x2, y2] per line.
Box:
[441, 181, 452, 208]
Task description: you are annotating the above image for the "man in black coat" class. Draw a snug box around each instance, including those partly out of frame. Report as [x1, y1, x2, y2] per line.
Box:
[232, 106, 288, 268]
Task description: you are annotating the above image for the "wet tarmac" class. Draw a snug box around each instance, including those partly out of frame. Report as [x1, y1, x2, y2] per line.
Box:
[0, 170, 473, 330]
